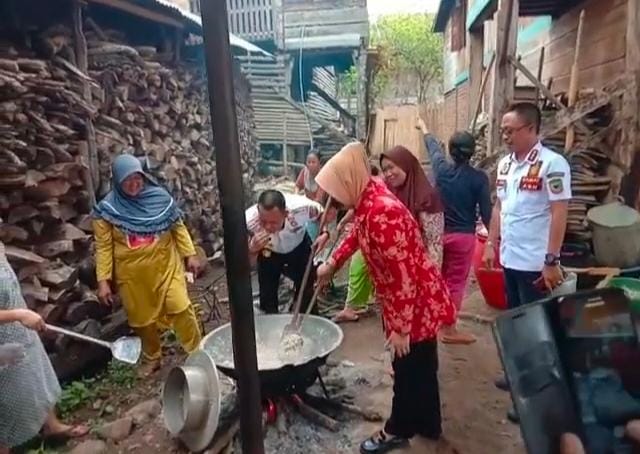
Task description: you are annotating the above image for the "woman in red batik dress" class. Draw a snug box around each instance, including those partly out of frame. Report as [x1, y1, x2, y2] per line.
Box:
[316, 142, 456, 454]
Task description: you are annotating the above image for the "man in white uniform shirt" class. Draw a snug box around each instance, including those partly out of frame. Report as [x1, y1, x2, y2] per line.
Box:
[483, 102, 571, 422]
[246, 190, 329, 314]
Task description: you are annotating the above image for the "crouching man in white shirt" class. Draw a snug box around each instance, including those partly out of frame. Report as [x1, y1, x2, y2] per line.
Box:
[245, 190, 330, 314]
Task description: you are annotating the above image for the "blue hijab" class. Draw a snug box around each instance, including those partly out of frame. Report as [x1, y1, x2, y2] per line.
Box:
[93, 154, 182, 235]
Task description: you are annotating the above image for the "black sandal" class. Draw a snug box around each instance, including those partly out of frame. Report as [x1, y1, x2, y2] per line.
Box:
[360, 430, 408, 454]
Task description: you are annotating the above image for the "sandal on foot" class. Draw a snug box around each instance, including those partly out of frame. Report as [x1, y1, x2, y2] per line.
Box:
[441, 332, 476, 345]
[360, 430, 408, 454]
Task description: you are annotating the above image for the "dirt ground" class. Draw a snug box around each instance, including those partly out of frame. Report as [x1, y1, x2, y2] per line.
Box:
[333, 291, 524, 454]
[58, 274, 525, 454]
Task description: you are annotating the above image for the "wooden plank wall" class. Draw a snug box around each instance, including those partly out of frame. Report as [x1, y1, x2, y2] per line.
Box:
[226, 0, 275, 42]
[281, 0, 368, 41]
[236, 54, 312, 146]
[369, 104, 427, 160]
[541, 0, 627, 93]
[483, 0, 628, 93]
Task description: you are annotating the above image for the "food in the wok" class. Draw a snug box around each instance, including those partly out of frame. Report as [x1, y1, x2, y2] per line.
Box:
[201, 314, 344, 372]
[279, 332, 304, 357]
[211, 334, 315, 370]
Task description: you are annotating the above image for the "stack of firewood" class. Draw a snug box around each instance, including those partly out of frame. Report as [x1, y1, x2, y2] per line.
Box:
[541, 100, 614, 243]
[0, 49, 100, 313]
[0, 23, 257, 379]
[86, 35, 257, 256]
[0, 39, 118, 380]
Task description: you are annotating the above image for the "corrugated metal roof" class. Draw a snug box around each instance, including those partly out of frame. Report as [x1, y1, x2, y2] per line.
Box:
[121, 0, 272, 56]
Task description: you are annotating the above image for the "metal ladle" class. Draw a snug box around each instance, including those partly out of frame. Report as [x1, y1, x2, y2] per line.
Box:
[46, 324, 142, 365]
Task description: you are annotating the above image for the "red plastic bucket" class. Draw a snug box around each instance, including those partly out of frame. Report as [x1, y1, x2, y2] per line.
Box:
[472, 232, 508, 310]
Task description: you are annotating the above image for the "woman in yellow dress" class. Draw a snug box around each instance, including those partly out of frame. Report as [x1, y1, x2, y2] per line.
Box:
[93, 154, 202, 375]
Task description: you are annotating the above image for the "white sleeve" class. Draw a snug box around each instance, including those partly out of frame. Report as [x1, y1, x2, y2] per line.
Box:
[545, 155, 572, 201]
[245, 205, 259, 234]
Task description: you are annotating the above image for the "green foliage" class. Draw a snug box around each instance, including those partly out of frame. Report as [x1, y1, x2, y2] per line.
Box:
[337, 66, 358, 98]
[57, 360, 137, 418]
[57, 381, 94, 418]
[26, 442, 61, 454]
[371, 13, 444, 103]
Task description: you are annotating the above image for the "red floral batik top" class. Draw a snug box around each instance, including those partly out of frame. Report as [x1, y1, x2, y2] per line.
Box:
[330, 179, 455, 342]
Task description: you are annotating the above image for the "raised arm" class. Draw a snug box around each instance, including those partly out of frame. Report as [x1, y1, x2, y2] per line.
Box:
[418, 115, 450, 175]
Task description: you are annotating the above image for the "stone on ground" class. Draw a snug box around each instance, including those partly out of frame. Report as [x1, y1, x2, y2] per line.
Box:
[70, 440, 108, 454]
[125, 398, 161, 426]
[97, 416, 134, 441]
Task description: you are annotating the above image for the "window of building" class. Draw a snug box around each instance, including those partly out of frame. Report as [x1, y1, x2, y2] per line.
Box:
[450, 0, 467, 52]
[190, 0, 201, 14]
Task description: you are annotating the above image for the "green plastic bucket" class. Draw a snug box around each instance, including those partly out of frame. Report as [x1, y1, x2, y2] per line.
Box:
[607, 277, 640, 312]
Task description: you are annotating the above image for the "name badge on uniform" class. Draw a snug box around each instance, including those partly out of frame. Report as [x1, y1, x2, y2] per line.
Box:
[519, 161, 543, 191]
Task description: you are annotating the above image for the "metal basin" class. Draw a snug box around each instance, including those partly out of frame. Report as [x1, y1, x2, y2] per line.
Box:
[201, 314, 343, 396]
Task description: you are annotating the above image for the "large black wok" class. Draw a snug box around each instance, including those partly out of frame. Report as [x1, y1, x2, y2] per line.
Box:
[201, 314, 344, 396]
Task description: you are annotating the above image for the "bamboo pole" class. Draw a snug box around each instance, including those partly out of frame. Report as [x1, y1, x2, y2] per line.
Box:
[565, 10, 586, 151]
[72, 1, 97, 206]
[470, 52, 496, 132]
[535, 46, 545, 107]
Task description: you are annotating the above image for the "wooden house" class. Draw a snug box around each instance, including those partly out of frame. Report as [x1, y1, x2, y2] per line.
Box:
[433, 0, 639, 203]
[435, 0, 639, 144]
[180, 0, 371, 163]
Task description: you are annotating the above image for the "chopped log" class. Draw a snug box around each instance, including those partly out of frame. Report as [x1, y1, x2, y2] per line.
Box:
[23, 179, 71, 201]
[290, 395, 341, 432]
[37, 262, 78, 289]
[0, 224, 29, 242]
[53, 222, 89, 241]
[0, 174, 26, 187]
[8, 205, 39, 224]
[38, 303, 66, 325]
[4, 245, 46, 264]
[37, 240, 74, 258]
[48, 286, 74, 304]
[64, 299, 103, 325]
[21, 282, 49, 303]
[17, 264, 43, 281]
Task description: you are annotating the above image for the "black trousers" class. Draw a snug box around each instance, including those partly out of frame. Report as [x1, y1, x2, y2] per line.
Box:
[257, 235, 316, 314]
[385, 339, 442, 439]
[503, 268, 547, 309]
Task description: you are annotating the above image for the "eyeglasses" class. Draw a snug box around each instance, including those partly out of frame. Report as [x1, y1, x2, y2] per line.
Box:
[500, 124, 530, 136]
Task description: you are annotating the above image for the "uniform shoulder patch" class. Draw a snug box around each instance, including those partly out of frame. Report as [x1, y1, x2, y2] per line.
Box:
[548, 177, 564, 194]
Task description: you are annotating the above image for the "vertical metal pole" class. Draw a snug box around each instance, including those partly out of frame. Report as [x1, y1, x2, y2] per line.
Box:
[199, 1, 265, 453]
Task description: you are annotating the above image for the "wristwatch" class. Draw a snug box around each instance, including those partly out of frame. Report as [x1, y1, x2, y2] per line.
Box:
[544, 253, 560, 266]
